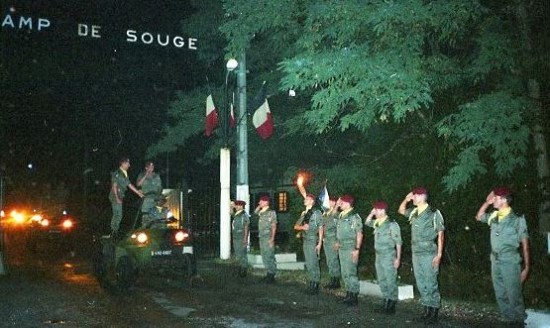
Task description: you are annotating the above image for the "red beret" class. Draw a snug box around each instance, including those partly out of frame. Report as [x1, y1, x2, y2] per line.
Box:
[234, 200, 246, 206]
[373, 201, 388, 210]
[493, 187, 512, 197]
[412, 187, 427, 195]
[340, 194, 354, 205]
[259, 195, 270, 202]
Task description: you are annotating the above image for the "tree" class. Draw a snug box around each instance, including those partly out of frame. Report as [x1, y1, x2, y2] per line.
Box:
[220, 0, 549, 195]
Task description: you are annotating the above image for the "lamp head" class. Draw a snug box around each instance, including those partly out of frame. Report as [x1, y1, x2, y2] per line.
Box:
[226, 58, 238, 71]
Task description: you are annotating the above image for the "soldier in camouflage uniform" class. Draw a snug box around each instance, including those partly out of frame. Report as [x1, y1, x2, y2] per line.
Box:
[365, 201, 402, 314]
[232, 200, 250, 278]
[109, 157, 143, 237]
[476, 187, 529, 326]
[254, 195, 277, 283]
[398, 187, 444, 324]
[136, 161, 162, 214]
[294, 194, 324, 294]
[322, 197, 341, 289]
[335, 195, 363, 306]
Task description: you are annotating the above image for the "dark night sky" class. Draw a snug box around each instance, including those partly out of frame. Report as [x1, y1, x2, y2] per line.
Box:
[1, 1, 199, 197]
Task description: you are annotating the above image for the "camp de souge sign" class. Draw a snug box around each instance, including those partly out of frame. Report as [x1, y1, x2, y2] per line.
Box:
[2, 9, 198, 50]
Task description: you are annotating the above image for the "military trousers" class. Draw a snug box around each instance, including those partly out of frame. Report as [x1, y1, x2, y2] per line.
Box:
[233, 233, 248, 268]
[412, 252, 441, 308]
[110, 200, 123, 233]
[339, 246, 359, 293]
[323, 237, 341, 278]
[491, 258, 525, 322]
[141, 196, 156, 213]
[259, 236, 277, 275]
[375, 252, 398, 301]
[303, 238, 320, 282]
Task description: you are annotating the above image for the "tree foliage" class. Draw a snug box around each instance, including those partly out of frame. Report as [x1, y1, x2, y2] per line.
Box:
[147, 0, 548, 193]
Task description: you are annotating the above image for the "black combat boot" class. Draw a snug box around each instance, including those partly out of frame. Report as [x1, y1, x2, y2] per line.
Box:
[344, 293, 358, 306]
[309, 282, 319, 295]
[425, 307, 439, 324]
[264, 272, 275, 284]
[413, 306, 430, 322]
[324, 277, 339, 289]
[374, 299, 389, 313]
[305, 281, 313, 294]
[341, 291, 352, 303]
[385, 299, 396, 314]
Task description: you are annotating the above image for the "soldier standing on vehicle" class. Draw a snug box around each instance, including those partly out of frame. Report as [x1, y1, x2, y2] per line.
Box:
[254, 195, 277, 283]
[398, 187, 444, 324]
[294, 194, 324, 294]
[109, 157, 144, 237]
[322, 197, 341, 289]
[232, 200, 250, 278]
[334, 195, 363, 306]
[475, 187, 529, 326]
[365, 201, 402, 314]
[136, 161, 162, 214]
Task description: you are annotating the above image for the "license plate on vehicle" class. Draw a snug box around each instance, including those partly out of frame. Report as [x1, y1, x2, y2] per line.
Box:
[151, 250, 172, 256]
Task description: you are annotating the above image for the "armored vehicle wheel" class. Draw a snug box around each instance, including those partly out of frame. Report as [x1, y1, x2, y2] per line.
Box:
[181, 253, 197, 277]
[116, 255, 137, 289]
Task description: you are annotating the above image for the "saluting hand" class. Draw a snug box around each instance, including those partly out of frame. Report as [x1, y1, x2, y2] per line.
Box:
[485, 191, 495, 205]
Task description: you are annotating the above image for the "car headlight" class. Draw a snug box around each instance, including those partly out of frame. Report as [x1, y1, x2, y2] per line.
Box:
[62, 219, 73, 229]
[31, 214, 43, 222]
[174, 230, 189, 242]
[40, 219, 50, 227]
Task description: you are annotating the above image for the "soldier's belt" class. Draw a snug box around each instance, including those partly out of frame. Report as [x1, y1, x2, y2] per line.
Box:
[491, 249, 518, 260]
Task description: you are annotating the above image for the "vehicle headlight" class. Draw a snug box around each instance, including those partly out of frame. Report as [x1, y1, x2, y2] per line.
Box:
[62, 219, 73, 229]
[40, 219, 50, 227]
[136, 232, 148, 244]
[12, 211, 26, 224]
[174, 230, 189, 242]
[31, 214, 43, 222]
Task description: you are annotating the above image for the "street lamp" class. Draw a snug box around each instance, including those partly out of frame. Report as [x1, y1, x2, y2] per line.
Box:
[220, 58, 238, 260]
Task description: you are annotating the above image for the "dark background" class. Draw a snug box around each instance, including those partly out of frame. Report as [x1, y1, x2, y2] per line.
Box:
[1, 1, 198, 211]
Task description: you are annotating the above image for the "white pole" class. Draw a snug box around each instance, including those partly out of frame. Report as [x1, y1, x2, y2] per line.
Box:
[236, 52, 249, 214]
[219, 147, 231, 260]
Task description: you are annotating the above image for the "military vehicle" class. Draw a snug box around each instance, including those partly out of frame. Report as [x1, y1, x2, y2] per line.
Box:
[93, 189, 196, 290]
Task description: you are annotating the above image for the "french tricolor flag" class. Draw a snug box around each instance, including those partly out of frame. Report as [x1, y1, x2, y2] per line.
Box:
[252, 99, 274, 140]
[205, 94, 218, 136]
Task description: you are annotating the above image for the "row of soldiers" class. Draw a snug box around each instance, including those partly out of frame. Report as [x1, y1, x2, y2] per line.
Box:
[231, 186, 529, 327]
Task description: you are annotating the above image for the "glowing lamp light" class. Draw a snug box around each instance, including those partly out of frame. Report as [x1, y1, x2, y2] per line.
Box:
[226, 58, 238, 72]
[136, 232, 148, 244]
[40, 219, 50, 227]
[11, 210, 25, 224]
[62, 219, 73, 229]
[31, 214, 43, 222]
[174, 230, 189, 242]
[297, 175, 304, 186]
